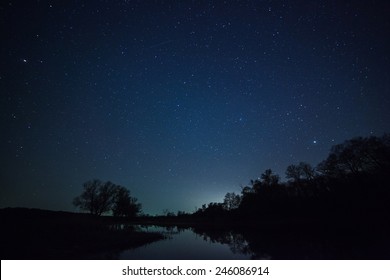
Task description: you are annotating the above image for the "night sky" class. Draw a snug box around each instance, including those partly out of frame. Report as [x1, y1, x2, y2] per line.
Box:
[1, 1, 389, 215]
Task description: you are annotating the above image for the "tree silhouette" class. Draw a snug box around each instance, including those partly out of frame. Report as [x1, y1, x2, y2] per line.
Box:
[73, 179, 116, 216]
[112, 186, 141, 218]
[286, 162, 315, 182]
[317, 135, 390, 176]
[299, 162, 316, 180]
[73, 179, 141, 217]
[241, 185, 254, 196]
[250, 179, 262, 193]
[260, 169, 280, 187]
[223, 192, 241, 211]
[187, 133, 390, 259]
[285, 164, 303, 182]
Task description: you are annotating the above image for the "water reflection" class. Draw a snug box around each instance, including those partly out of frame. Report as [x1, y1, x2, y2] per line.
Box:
[194, 226, 390, 259]
[192, 227, 339, 260]
[192, 229, 251, 255]
[118, 224, 388, 259]
[119, 226, 250, 260]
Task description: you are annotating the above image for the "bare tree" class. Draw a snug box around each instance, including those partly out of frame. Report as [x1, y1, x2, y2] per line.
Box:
[317, 135, 390, 176]
[73, 179, 107, 215]
[73, 179, 141, 217]
[285, 164, 303, 182]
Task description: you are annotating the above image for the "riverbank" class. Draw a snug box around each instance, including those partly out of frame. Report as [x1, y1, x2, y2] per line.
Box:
[2, 207, 389, 259]
[0, 208, 164, 259]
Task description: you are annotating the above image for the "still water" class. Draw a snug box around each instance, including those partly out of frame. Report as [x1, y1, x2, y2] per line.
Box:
[119, 226, 250, 260]
[115, 224, 385, 259]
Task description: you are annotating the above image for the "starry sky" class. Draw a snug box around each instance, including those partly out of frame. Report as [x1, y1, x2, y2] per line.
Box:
[1, 1, 389, 215]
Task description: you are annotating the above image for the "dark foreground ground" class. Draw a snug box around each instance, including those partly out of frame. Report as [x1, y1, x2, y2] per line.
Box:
[0, 208, 164, 259]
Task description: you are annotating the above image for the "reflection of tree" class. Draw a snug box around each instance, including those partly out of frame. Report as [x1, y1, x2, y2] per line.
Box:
[192, 228, 255, 257]
[109, 223, 136, 231]
[226, 233, 250, 255]
[190, 222, 390, 260]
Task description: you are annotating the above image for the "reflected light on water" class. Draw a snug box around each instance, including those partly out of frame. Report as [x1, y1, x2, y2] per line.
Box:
[119, 226, 250, 260]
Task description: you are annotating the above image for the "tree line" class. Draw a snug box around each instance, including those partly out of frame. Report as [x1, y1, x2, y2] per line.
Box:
[72, 134, 390, 223]
[193, 134, 390, 223]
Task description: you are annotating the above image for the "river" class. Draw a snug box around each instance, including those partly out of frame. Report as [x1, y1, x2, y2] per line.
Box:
[119, 226, 250, 259]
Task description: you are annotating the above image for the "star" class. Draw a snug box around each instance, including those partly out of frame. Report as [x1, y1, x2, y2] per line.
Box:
[1, 0, 389, 216]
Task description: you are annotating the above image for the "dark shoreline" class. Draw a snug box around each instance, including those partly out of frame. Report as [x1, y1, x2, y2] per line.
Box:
[2, 207, 390, 260]
[0, 207, 164, 260]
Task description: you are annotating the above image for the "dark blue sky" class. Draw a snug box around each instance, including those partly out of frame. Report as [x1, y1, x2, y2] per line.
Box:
[1, 1, 389, 214]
